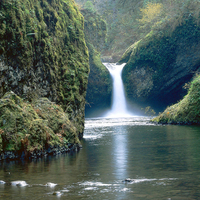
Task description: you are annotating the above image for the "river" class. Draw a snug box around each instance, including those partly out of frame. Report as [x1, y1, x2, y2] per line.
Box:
[0, 117, 200, 199]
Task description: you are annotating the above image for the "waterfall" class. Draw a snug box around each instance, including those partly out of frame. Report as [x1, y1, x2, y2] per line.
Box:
[103, 63, 133, 118]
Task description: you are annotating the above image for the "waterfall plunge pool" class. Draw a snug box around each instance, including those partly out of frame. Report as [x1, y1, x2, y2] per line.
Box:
[1, 116, 200, 199]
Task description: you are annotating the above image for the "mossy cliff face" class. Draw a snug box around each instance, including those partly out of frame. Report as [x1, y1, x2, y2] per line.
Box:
[0, 0, 89, 140]
[75, 0, 144, 61]
[80, 9, 112, 117]
[120, 17, 200, 111]
[152, 75, 200, 124]
[86, 43, 112, 116]
[0, 92, 80, 156]
[81, 9, 107, 52]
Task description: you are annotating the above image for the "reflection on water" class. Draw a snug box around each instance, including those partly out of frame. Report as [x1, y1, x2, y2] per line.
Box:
[112, 125, 128, 180]
[1, 117, 200, 199]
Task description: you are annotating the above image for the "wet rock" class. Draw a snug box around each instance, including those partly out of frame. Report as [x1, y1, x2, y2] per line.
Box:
[0, 144, 81, 161]
[123, 178, 133, 183]
[53, 191, 62, 197]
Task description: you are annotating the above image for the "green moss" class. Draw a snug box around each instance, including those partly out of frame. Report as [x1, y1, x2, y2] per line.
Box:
[121, 16, 200, 106]
[119, 39, 142, 64]
[152, 75, 200, 125]
[79, 9, 112, 114]
[85, 42, 112, 111]
[0, 0, 89, 140]
[0, 92, 80, 153]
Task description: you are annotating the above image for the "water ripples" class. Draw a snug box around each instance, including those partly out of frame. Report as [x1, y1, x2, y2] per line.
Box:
[0, 178, 178, 197]
[84, 116, 155, 129]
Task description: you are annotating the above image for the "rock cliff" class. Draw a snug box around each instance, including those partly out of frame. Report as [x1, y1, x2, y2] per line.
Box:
[0, 0, 89, 156]
[152, 75, 200, 124]
[0, 92, 81, 159]
[79, 9, 112, 117]
[120, 17, 200, 111]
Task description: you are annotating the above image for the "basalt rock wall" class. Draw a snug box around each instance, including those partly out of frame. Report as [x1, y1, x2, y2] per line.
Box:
[152, 75, 200, 124]
[120, 17, 200, 111]
[80, 9, 112, 117]
[0, 0, 89, 154]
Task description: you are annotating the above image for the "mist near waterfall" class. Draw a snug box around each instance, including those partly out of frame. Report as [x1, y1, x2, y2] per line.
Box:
[103, 63, 135, 118]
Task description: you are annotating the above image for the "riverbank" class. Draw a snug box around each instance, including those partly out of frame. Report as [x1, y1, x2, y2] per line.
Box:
[0, 143, 82, 161]
[151, 75, 200, 125]
[0, 92, 82, 161]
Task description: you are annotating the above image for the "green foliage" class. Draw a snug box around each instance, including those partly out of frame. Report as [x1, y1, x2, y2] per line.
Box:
[0, 92, 79, 153]
[79, 8, 112, 113]
[152, 75, 200, 124]
[86, 43, 112, 111]
[84, 1, 95, 13]
[120, 16, 200, 106]
[139, 2, 163, 24]
[75, 0, 200, 61]
[0, 0, 89, 138]
[81, 8, 107, 52]
[142, 106, 156, 116]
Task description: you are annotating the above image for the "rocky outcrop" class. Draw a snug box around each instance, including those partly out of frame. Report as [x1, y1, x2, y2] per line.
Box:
[85, 43, 112, 117]
[0, 0, 89, 154]
[80, 9, 112, 117]
[152, 75, 200, 124]
[0, 92, 82, 159]
[120, 17, 200, 111]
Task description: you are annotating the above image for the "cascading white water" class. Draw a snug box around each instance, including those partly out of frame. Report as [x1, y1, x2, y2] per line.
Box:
[103, 63, 132, 118]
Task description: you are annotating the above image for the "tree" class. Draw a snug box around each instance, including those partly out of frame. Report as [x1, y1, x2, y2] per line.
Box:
[139, 2, 163, 24]
[84, 1, 95, 12]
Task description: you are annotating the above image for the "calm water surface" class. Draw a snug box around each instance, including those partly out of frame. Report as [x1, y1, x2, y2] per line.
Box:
[1, 117, 200, 199]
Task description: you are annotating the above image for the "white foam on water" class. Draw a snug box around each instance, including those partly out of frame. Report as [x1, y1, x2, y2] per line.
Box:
[83, 134, 103, 140]
[11, 181, 28, 187]
[130, 178, 157, 184]
[84, 117, 155, 130]
[100, 188, 112, 193]
[159, 178, 178, 181]
[124, 178, 178, 184]
[84, 187, 98, 191]
[60, 189, 69, 193]
[0, 180, 6, 184]
[80, 181, 112, 187]
[45, 182, 57, 188]
[119, 188, 131, 192]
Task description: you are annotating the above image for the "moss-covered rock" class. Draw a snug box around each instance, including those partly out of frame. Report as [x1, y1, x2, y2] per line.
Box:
[120, 16, 200, 111]
[0, 92, 79, 156]
[0, 0, 89, 139]
[81, 9, 107, 52]
[152, 75, 200, 124]
[80, 9, 112, 116]
[85, 43, 112, 116]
